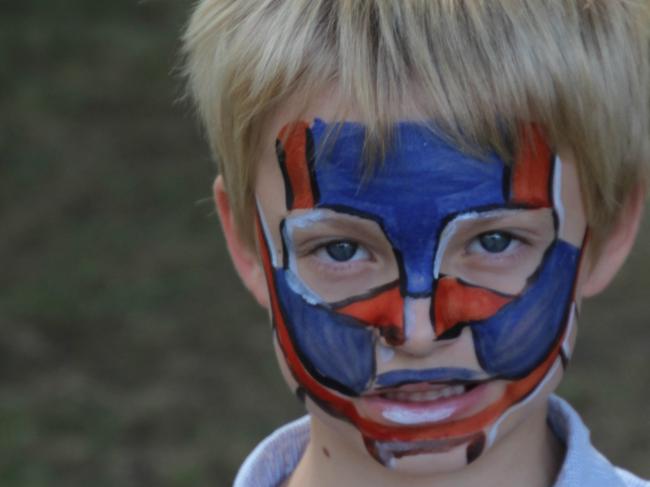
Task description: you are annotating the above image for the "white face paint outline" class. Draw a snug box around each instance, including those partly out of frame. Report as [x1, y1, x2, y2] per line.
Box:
[281, 210, 332, 306]
[432, 207, 543, 280]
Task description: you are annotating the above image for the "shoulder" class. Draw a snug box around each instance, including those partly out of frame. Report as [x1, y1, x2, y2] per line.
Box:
[549, 396, 649, 487]
[615, 468, 650, 487]
[233, 416, 310, 487]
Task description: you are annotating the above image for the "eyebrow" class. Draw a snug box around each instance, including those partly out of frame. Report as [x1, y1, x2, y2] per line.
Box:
[286, 210, 385, 241]
[447, 207, 552, 225]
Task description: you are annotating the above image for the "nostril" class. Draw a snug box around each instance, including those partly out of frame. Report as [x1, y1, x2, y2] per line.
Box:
[397, 296, 438, 356]
[379, 325, 405, 347]
[436, 323, 466, 341]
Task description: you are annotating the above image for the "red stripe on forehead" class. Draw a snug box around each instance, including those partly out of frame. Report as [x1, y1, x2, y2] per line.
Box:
[277, 121, 316, 210]
[335, 284, 405, 346]
[433, 277, 512, 338]
[510, 125, 554, 207]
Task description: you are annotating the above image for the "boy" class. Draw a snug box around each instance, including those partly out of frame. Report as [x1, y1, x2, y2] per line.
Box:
[183, 1, 649, 486]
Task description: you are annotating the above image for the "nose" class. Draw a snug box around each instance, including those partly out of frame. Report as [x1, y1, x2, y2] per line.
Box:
[395, 297, 450, 356]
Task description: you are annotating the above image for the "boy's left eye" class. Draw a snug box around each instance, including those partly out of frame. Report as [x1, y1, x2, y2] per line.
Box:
[471, 231, 515, 254]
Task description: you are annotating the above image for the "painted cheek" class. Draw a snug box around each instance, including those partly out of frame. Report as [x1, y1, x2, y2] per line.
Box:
[432, 278, 513, 339]
[274, 268, 377, 396]
[470, 240, 582, 378]
[334, 284, 405, 346]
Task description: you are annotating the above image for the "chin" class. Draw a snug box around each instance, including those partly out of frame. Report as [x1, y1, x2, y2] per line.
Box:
[387, 446, 474, 475]
[302, 371, 561, 478]
[306, 397, 491, 475]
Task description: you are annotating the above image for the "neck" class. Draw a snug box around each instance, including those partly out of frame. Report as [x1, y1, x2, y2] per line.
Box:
[286, 402, 564, 487]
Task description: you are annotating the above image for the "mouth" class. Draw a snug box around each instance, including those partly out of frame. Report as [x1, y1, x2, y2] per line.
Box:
[377, 382, 480, 402]
[358, 380, 492, 426]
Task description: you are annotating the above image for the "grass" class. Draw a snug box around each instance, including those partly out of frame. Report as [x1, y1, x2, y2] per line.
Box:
[0, 2, 648, 485]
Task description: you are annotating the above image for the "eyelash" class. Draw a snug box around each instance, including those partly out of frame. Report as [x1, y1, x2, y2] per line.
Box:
[305, 239, 372, 272]
[464, 230, 530, 262]
[299, 230, 535, 273]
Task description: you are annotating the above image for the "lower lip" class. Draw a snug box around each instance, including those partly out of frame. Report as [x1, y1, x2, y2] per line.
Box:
[359, 383, 490, 426]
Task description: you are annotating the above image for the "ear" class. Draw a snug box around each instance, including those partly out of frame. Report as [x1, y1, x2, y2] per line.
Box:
[213, 176, 270, 308]
[581, 184, 646, 297]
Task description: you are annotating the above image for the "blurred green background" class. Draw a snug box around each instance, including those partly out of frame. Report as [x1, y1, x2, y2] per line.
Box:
[0, 1, 648, 485]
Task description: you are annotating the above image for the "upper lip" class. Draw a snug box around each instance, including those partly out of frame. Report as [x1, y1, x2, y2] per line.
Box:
[372, 367, 489, 392]
[364, 380, 487, 398]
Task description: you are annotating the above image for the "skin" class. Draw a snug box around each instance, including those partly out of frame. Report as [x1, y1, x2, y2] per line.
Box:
[215, 95, 646, 487]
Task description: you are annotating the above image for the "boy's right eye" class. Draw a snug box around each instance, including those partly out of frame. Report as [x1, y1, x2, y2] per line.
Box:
[315, 240, 368, 263]
[285, 210, 399, 302]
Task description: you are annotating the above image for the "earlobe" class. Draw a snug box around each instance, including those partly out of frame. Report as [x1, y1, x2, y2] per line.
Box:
[581, 185, 646, 298]
[213, 176, 270, 308]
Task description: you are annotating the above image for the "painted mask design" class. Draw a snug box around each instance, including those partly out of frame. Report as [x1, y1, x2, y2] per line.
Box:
[256, 119, 585, 465]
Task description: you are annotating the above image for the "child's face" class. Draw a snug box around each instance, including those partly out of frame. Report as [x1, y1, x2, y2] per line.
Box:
[253, 105, 588, 473]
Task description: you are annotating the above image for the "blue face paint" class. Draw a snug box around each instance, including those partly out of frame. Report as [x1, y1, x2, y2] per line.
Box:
[264, 118, 582, 399]
[472, 239, 580, 377]
[274, 269, 376, 396]
[375, 368, 485, 389]
[309, 120, 507, 296]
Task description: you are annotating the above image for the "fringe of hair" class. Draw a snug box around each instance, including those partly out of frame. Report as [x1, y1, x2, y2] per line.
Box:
[182, 0, 650, 247]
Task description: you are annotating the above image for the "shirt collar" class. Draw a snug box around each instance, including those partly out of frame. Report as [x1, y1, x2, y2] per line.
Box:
[549, 395, 628, 487]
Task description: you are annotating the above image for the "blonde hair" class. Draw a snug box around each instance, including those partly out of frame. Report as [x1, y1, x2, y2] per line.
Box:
[182, 0, 649, 247]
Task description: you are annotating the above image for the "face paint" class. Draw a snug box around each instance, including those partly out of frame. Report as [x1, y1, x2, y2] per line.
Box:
[256, 118, 586, 467]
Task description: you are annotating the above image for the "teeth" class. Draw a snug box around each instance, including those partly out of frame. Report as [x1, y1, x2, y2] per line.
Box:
[382, 385, 467, 403]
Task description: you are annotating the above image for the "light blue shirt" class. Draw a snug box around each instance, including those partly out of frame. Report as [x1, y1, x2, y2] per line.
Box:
[234, 396, 649, 487]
